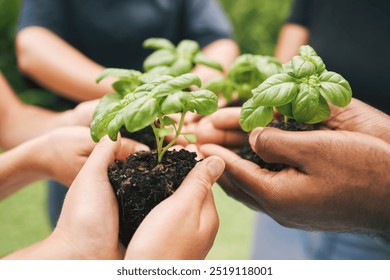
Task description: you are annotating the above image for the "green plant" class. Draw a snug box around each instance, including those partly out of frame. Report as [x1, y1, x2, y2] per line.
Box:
[204, 54, 282, 102]
[94, 38, 224, 97]
[240, 45, 352, 131]
[91, 73, 218, 162]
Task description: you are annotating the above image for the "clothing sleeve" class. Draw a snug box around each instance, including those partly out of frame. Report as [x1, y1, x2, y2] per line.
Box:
[181, 0, 233, 48]
[286, 0, 311, 28]
[18, 0, 68, 39]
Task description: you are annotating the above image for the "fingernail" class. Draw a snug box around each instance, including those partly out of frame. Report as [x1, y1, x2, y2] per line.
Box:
[135, 144, 149, 152]
[249, 127, 263, 148]
[206, 157, 225, 179]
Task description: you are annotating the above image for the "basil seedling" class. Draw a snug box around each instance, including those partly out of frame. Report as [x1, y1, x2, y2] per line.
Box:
[91, 73, 218, 162]
[204, 54, 282, 102]
[240, 45, 352, 131]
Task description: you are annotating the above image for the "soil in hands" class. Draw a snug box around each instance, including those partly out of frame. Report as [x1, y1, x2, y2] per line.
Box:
[120, 126, 157, 149]
[239, 120, 317, 171]
[108, 149, 198, 246]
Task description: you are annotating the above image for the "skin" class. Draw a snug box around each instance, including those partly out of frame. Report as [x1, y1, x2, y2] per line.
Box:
[16, 27, 239, 102]
[0, 72, 97, 149]
[0, 126, 149, 199]
[4, 137, 225, 259]
[198, 99, 390, 234]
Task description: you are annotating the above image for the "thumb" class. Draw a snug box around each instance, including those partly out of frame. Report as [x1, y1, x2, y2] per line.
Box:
[249, 127, 319, 168]
[75, 135, 121, 182]
[171, 156, 225, 207]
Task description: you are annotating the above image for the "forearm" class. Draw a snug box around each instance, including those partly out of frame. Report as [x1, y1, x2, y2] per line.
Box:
[274, 23, 309, 63]
[16, 27, 114, 102]
[0, 139, 48, 199]
[192, 39, 240, 83]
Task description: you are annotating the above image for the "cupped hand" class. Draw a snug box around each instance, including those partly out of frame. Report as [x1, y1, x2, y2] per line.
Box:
[125, 156, 225, 260]
[325, 98, 390, 143]
[52, 135, 143, 259]
[39, 126, 148, 186]
[201, 127, 390, 234]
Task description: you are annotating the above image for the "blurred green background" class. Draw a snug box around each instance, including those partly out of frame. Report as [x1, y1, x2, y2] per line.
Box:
[0, 0, 292, 259]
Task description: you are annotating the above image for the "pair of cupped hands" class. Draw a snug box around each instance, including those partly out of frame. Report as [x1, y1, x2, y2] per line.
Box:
[9, 98, 389, 259]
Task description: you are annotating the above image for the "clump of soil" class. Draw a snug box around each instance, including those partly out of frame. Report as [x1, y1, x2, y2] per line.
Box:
[239, 120, 317, 171]
[108, 149, 198, 246]
[120, 126, 156, 149]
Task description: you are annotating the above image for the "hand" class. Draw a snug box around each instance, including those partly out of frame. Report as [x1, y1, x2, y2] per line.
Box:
[125, 156, 225, 260]
[59, 99, 99, 127]
[201, 127, 390, 234]
[52, 135, 145, 259]
[325, 98, 390, 143]
[173, 107, 247, 147]
[37, 126, 148, 186]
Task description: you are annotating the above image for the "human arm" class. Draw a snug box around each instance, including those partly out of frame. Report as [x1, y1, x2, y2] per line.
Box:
[3, 136, 140, 259]
[0, 72, 98, 149]
[201, 128, 390, 234]
[16, 27, 113, 102]
[274, 23, 309, 63]
[0, 126, 149, 200]
[126, 156, 224, 260]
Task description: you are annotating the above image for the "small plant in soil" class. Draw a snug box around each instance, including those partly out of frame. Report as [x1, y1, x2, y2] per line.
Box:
[204, 54, 282, 105]
[94, 38, 223, 147]
[91, 73, 218, 246]
[239, 45, 353, 170]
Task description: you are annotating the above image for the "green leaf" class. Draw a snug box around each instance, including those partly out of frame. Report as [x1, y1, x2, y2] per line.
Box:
[305, 95, 331, 124]
[107, 96, 158, 139]
[186, 90, 218, 115]
[291, 55, 317, 78]
[162, 116, 176, 126]
[143, 49, 176, 71]
[155, 127, 174, 138]
[194, 52, 223, 72]
[143, 38, 175, 50]
[176, 40, 200, 57]
[96, 68, 142, 83]
[276, 103, 293, 119]
[299, 45, 318, 57]
[169, 58, 193, 76]
[182, 133, 197, 143]
[90, 95, 128, 142]
[203, 77, 234, 102]
[319, 71, 352, 107]
[140, 67, 171, 83]
[282, 61, 294, 75]
[255, 55, 282, 79]
[152, 73, 202, 97]
[112, 80, 139, 96]
[160, 91, 186, 114]
[252, 73, 299, 106]
[240, 99, 274, 132]
[292, 83, 320, 123]
[310, 56, 326, 74]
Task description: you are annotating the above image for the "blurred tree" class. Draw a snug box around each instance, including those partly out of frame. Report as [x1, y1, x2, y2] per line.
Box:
[220, 0, 292, 55]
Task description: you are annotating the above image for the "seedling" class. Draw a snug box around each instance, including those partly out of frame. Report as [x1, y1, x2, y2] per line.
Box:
[91, 73, 218, 162]
[205, 54, 282, 102]
[94, 38, 224, 96]
[240, 45, 352, 131]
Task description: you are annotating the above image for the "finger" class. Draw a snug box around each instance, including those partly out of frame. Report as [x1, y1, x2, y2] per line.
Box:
[75, 135, 121, 182]
[171, 156, 225, 208]
[199, 190, 219, 240]
[116, 138, 149, 160]
[210, 107, 241, 129]
[200, 144, 283, 200]
[249, 127, 321, 168]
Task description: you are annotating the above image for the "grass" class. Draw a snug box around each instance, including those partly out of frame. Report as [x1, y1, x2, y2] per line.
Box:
[0, 181, 254, 259]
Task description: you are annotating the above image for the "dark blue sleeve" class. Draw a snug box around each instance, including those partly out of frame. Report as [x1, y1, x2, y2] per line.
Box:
[182, 0, 233, 48]
[286, 0, 311, 27]
[18, 0, 68, 39]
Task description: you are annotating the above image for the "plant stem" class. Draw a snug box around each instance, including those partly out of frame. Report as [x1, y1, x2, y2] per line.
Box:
[151, 123, 164, 159]
[284, 115, 289, 124]
[157, 110, 187, 162]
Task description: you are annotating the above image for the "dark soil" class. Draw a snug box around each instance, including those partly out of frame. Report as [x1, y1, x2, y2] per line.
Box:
[120, 126, 156, 149]
[239, 120, 317, 171]
[108, 149, 198, 246]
